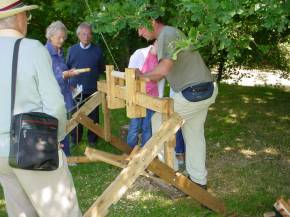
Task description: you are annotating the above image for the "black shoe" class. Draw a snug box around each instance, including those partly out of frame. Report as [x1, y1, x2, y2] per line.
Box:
[187, 176, 207, 190]
[194, 182, 207, 190]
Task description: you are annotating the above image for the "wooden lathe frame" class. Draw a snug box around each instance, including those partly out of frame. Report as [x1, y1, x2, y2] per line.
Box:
[66, 65, 226, 217]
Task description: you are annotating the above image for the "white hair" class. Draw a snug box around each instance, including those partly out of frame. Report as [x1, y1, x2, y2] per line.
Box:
[76, 22, 92, 36]
[45, 21, 67, 40]
[0, 15, 17, 30]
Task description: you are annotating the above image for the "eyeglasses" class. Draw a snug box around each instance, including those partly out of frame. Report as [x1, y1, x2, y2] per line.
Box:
[26, 11, 32, 22]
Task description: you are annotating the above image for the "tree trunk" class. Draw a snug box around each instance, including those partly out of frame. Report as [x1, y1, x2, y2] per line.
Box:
[217, 50, 227, 83]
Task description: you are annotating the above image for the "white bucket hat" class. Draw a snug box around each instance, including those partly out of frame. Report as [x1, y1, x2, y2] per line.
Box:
[0, 0, 38, 19]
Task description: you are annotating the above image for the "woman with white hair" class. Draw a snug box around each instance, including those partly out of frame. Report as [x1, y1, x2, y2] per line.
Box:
[45, 21, 77, 156]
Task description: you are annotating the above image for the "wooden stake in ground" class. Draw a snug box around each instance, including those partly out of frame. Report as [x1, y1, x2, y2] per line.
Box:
[83, 113, 184, 217]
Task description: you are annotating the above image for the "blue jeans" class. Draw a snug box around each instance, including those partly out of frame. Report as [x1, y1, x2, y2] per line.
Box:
[175, 129, 185, 154]
[127, 109, 154, 148]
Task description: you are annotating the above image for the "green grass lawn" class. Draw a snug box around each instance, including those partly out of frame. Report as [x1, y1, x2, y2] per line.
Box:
[0, 84, 289, 217]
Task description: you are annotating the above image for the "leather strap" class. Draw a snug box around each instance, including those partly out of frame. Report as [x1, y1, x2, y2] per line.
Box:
[10, 38, 23, 119]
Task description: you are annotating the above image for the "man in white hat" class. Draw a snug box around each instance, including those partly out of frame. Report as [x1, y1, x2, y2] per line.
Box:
[0, 1, 82, 216]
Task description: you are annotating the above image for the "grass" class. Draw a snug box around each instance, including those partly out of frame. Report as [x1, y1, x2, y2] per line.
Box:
[0, 83, 289, 217]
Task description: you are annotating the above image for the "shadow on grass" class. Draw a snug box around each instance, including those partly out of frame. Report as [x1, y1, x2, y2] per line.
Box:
[205, 85, 290, 216]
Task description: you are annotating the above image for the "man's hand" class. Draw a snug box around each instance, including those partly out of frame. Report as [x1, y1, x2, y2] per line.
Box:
[58, 143, 64, 149]
[135, 69, 150, 82]
[135, 68, 142, 78]
[135, 58, 174, 81]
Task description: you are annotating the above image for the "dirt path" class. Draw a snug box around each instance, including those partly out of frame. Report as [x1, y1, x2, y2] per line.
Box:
[220, 69, 290, 90]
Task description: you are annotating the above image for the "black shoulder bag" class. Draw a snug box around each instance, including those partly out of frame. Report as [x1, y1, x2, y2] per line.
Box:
[9, 38, 59, 171]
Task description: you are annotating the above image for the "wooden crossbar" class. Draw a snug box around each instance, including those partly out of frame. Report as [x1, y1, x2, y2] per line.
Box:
[76, 113, 105, 139]
[76, 113, 131, 153]
[85, 147, 127, 168]
[66, 92, 102, 134]
[111, 70, 125, 79]
[66, 91, 131, 153]
[67, 156, 93, 164]
[97, 80, 172, 114]
[83, 113, 184, 217]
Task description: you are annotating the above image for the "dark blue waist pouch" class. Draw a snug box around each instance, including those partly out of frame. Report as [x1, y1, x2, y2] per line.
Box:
[181, 82, 214, 102]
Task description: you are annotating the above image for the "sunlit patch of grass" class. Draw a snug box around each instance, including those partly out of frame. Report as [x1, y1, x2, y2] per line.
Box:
[239, 149, 257, 158]
[262, 147, 279, 156]
[241, 95, 251, 103]
[224, 146, 235, 151]
[0, 199, 5, 208]
[0, 188, 6, 217]
[253, 97, 268, 104]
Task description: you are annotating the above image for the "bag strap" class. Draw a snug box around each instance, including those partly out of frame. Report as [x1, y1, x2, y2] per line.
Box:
[10, 38, 23, 118]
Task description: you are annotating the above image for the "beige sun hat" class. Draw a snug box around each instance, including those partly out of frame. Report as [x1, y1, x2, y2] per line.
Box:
[0, 0, 38, 19]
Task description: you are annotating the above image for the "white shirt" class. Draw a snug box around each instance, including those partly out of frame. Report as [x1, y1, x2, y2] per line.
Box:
[79, 42, 91, 49]
[128, 45, 152, 70]
[128, 45, 165, 98]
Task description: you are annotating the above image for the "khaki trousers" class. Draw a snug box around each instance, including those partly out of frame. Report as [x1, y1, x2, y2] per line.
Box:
[0, 151, 82, 217]
[173, 83, 218, 185]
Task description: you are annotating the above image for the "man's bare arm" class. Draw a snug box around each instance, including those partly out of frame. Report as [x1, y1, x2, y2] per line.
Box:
[138, 58, 174, 81]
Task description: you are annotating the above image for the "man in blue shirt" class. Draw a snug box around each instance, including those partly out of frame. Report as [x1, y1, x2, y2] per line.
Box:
[67, 22, 105, 146]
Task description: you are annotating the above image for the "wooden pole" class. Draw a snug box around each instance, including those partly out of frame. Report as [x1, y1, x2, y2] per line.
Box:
[76, 113, 105, 139]
[125, 68, 146, 118]
[162, 98, 176, 168]
[106, 65, 125, 109]
[77, 113, 131, 153]
[148, 159, 226, 214]
[85, 147, 127, 168]
[67, 156, 93, 164]
[66, 92, 102, 134]
[101, 92, 111, 142]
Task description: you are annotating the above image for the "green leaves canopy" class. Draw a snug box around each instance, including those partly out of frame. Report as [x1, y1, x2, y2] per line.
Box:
[24, 0, 290, 73]
[88, 0, 290, 71]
